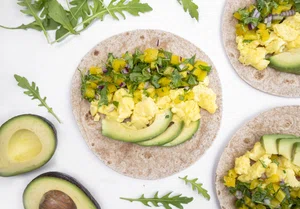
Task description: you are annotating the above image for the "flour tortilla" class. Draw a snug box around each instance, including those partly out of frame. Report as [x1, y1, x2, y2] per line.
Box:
[71, 30, 222, 180]
[223, 0, 300, 97]
[216, 105, 300, 209]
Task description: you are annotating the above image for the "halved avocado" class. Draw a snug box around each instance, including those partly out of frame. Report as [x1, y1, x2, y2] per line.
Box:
[23, 172, 101, 209]
[137, 120, 184, 146]
[164, 120, 200, 147]
[102, 109, 172, 142]
[0, 114, 57, 177]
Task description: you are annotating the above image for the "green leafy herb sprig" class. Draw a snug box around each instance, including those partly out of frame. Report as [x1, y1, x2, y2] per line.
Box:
[177, 0, 199, 21]
[0, 0, 153, 44]
[0, 0, 201, 44]
[120, 192, 193, 209]
[14, 74, 62, 123]
[179, 176, 211, 200]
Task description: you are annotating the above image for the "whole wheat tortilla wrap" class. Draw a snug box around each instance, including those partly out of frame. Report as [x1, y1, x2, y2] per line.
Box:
[216, 105, 300, 209]
[71, 30, 222, 180]
[223, 0, 300, 97]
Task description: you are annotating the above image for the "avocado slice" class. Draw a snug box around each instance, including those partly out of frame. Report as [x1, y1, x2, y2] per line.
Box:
[261, 134, 295, 154]
[269, 48, 300, 74]
[102, 109, 172, 142]
[23, 172, 100, 209]
[137, 120, 184, 146]
[292, 142, 300, 166]
[277, 138, 300, 160]
[0, 114, 57, 177]
[164, 120, 200, 147]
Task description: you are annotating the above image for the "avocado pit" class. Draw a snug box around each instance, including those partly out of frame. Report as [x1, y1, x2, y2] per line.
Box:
[39, 190, 77, 209]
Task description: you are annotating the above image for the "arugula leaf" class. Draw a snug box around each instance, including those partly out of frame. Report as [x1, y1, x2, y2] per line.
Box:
[14, 74, 62, 123]
[53, 0, 153, 43]
[120, 192, 193, 209]
[17, 0, 50, 42]
[177, 0, 199, 21]
[47, 0, 77, 34]
[179, 176, 210, 200]
[69, 0, 90, 24]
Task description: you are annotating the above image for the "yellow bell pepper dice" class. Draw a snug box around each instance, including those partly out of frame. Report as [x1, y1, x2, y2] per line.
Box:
[258, 29, 270, 42]
[257, 23, 266, 30]
[133, 90, 142, 103]
[184, 91, 194, 101]
[108, 84, 117, 93]
[244, 30, 258, 40]
[146, 88, 156, 98]
[233, 12, 242, 20]
[115, 78, 124, 86]
[275, 189, 286, 203]
[90, 66, 102, 75]
[272, 4, 292, 14]
[138, 82, 145, 90]
[236, 24, 247, 36]
[291, 190, 298, 198]
[158, 77, 171, 87]
[150, 62, 156, 69]
[239, 205, 249, 209]
[194, 60, 209, 68]
[256, 204, 266, 209]
[186, 63, 194, 71]
[170, 54, 181, 65]
[102, 76, 112, 82]
[156, 87, 170, 97]
[180, 71, 188, 78]
[250, 179, 260, 189]
[224, 176, 236, 187]
[248, 5, 256, 12]
[265, 174, 280, 184]
[228, 169, 237, 178]
[84, 87, 95, 99]
[193, 68, 207, 82]
[112, 59, 127, 72]
[144, 48, 159, 63]
[87, 81, 98, 89]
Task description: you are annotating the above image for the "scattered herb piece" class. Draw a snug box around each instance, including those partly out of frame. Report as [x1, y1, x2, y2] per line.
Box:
[14, 74, 62, 123]
[259, 159, 267, 168]
[177, 0, 199, 21]
[120, 192, 193, 209]
[179, 176, 211, 200]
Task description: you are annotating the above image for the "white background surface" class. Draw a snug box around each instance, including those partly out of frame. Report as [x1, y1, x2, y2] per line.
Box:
[0, 0, 300, 208]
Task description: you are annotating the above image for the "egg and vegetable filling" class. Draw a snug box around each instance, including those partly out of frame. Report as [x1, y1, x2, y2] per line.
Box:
[224, 141, 300, 209]
[80, 48, 217, 130]
[233, 0, 300, 71]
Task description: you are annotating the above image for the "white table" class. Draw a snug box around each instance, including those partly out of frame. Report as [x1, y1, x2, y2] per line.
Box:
[1, 0, 299, 208]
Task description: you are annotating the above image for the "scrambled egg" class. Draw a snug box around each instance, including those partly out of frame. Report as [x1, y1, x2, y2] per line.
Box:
[237, 13, 300, 70]
[233, 142, 300, 187]
[90, 78, 217, 129]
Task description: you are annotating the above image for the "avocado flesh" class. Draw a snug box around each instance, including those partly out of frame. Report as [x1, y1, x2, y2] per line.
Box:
[261, 134, 295, 154]
[137, 120, 184, 146]
[277, 138, 300, 160]
[269, 48, 300, 74]
[0, 115, 57, 177]
[292, 142, 300, 166]
[164, 120, 200, 147]
[23, 172, 100, 209]
[102, 109, 172, 142]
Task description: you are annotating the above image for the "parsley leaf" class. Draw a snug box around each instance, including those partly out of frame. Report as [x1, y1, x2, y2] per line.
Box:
[98, 84, 108, 106]
[177, 0, 199, 21]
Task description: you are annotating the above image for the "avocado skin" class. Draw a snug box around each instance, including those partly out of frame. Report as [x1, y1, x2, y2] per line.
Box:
[269, 62, 300, 75]
[0, 114, 57, 177]
[23, 171, 101, 209]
